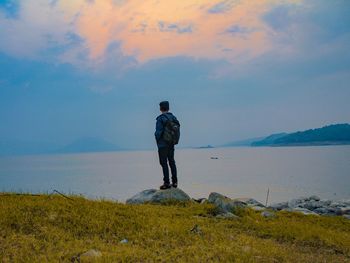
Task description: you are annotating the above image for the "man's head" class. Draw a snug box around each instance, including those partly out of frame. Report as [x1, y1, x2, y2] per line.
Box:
[159, 101, 169, 112]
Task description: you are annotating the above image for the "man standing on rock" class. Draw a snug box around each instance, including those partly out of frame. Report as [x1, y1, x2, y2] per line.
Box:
[155, 101, 180, 190]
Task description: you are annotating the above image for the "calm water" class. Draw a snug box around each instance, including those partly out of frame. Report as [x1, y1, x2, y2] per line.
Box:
[0, 146, 349, 204]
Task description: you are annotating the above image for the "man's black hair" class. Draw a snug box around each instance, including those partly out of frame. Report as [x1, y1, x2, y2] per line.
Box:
[159, 101, 169, 111]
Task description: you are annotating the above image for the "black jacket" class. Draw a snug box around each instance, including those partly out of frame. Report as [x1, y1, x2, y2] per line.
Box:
[154, 112, 179, 148]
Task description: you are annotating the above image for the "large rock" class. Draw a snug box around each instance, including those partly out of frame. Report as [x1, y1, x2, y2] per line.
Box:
[269, 202, 289, 211]
[208, 192, 246, 214]
[235, 198, 265, 208]
[126, 188, 191, 204]
[283, 207, 319, 216]
[80, 249, 102, 260]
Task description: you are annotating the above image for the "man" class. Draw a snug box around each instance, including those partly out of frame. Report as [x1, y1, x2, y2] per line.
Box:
[154, 101, 180, 190]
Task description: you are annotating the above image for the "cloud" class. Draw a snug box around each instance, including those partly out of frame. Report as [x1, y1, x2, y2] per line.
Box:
[225, 25, 255, 36]
[158, 21, 193, 34]
[208, 0, 241, 14]
[0, 0, 327, 72]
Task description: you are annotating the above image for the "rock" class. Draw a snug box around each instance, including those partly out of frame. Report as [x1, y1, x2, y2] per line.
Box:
[343, 215, 350, 220]
[312, 207, 341, 216]
[284, 207, 319, 216]
[120, 239, 128, 244]
[301, 201, 325, 211]
[216, 212, 240, 219]
[80, 249, 102, 259]
[235, 198, 265, 208]
[190, 224, 202, 234]
[193, 198, 207, 204]
[151, 188, 191, 203]
[48, 212, 57, 221]
[208, 192, 246, 214]
[288, 198, 306, 208]
[313, 207, 330, 215]
[251, 206, 265, 211]
[126, 189, 157, 204]
[269, 202, 288, 211]
[326, 207, 342, 216]
[319, 199, 332, 206]
[329, 201, 347, 208]
[261, 211, 275, 218]
[340, 207, 350, 215]
[309, 195, 321, 201]
[126, 188, 191, 204]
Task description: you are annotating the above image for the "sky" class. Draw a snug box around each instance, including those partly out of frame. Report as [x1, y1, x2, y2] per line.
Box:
[0, 0, 349, 150]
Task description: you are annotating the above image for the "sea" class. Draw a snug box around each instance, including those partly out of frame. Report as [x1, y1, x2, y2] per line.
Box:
[1, 146, 349, 204]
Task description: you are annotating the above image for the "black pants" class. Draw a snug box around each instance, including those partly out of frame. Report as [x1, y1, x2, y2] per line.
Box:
[158, 145, 177, 185]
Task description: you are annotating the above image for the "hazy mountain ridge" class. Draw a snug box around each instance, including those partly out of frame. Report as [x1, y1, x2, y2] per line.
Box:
[55, 137, 120, 153]
[252, 124, 350, 146]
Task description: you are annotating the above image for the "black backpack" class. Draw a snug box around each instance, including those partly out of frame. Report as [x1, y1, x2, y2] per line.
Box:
[162, 114, 180, 145]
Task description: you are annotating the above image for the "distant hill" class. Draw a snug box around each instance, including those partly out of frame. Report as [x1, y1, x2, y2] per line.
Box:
[252, 124, 350, 146]
[56, 137, 120, 153]
[195, 145, 215, 149]
[251, 133, 287, 146]
[222, 136, 265, 147]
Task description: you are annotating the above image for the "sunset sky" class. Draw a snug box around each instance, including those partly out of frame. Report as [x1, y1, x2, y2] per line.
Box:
[0, 0, 349, 150]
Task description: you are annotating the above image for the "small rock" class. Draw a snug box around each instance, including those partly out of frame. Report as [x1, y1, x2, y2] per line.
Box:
[313, 207, 329, 215]
[309, 195, 321, 201]
[340, 207, 350, 215]
[80, 249, 102, 259]
[120, 239, 128, 244]
[208, 192, 246, 214]
[302, 201, 324, 211]
[288, 198, 306, 208]
[190, 224, 202, 234]
[242, 246, 251, 252]
[216, 212, 239, 219]
[251, 206, 265, 211]
[343, 215, 350, 220]
[330, 201, 347, 208]
[261, 211, 275, 218]
[48, 213, 57, 221]
[235, 198, 265, 208]
[284, 207, 319, 216]
[193, 198, 207, 204]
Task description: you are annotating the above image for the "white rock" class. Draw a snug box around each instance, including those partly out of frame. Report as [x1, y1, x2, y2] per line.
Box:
[126, 188, 191, 204]
[80, 249, 102, 259]
[261, 211, 275, 218]
[286, 207, 319, 216]
[216, 212, 239, 219]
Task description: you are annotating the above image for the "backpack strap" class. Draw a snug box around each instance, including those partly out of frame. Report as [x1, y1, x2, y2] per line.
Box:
[162, 113, 170, 123]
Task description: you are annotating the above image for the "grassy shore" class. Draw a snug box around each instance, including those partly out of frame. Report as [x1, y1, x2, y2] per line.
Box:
[1, 193, 350, 262]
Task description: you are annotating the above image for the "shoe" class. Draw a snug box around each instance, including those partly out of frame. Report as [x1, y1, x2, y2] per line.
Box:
[171, 183, 178, 188]
[159, 184, 171, 190]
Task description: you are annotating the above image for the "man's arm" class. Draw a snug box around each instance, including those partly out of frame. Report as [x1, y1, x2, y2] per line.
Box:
[154, 117, 164, 142]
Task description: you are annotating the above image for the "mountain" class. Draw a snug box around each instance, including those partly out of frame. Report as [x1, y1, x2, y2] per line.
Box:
[251, 133, 288, 146]
[195, 145, 215, 149]
[56, 137, 120, 153]
[222, 136, 265, 147]
[252, 124, 350, 146]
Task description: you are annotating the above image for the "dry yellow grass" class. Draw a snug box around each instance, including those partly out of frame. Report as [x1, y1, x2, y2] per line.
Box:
[1, 193, 350, 262]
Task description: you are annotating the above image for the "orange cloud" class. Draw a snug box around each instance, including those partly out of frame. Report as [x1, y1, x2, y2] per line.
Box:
[32, 0, 303, 64]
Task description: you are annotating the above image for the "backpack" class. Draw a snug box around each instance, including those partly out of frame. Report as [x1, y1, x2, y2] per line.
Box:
[162, 114, 180, 145]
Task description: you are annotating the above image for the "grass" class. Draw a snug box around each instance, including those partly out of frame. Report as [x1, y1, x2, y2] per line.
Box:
[0, 193, 350, 262]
